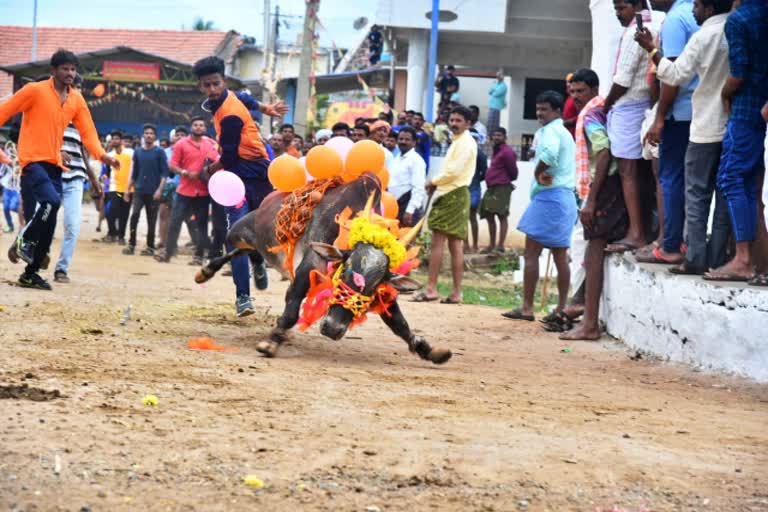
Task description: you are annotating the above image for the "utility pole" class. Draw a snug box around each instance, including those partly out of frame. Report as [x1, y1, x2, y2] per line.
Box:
[294, 0, 319, 137]
[31, 0, 38, 61]
[270, 5, 280, 87]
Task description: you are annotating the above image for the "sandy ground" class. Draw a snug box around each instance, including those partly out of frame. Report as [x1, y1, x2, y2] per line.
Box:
[1, 207, 767, 512]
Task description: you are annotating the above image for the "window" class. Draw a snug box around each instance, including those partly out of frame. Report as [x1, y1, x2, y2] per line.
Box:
[523, 78, 567, 120]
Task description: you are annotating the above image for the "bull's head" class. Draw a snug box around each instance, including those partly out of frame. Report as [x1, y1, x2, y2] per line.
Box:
[310, 221, 422, 340]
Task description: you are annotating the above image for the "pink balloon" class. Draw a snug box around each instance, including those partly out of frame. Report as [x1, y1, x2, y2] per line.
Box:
[208, 170, 245, 207]
[325, 136, 354, 162]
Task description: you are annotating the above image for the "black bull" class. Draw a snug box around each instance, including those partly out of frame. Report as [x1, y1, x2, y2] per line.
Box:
[195, 173, 452, 364]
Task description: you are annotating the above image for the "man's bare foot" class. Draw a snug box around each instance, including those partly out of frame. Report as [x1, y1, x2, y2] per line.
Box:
[559, 324, 601, 341]
[563, 304, 584, 320]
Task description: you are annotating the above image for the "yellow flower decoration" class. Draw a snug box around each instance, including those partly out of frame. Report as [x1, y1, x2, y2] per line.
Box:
[347, 216, 406, 270]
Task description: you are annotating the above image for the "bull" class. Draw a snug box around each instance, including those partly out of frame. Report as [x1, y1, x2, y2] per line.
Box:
[195, 173, 452, 364]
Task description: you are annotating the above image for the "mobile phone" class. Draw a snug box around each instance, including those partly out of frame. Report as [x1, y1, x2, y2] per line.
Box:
[635, 13, 644, 30]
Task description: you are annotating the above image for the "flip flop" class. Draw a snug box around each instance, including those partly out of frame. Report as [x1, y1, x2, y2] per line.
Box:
[604, 241, 639, 254]
[440, 297, 461, 305]
[635, 247, 683, 265]
[702, 271, 753, 282]
[411, 292, 439, 303]
[502, 309, 535, 321]
[748, 273, 768, 287]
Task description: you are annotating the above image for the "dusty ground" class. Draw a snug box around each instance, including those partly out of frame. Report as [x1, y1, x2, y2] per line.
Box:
[1, 210, 767, 512]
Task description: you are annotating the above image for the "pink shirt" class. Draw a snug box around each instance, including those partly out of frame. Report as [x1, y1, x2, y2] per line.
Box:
[170, 135, 220, 197]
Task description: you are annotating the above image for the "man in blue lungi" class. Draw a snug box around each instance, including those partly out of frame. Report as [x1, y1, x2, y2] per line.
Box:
[503, 91, 577, 321]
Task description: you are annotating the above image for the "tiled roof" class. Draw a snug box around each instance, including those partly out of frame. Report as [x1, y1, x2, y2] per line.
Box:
[0, 25, 241, 98]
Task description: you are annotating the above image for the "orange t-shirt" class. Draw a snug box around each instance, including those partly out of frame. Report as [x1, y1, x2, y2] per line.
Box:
[0, 78, 105, 171]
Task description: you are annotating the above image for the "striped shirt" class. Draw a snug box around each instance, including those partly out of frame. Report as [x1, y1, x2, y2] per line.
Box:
[613, 14, 655, 107]
[61, 125, 88, 181]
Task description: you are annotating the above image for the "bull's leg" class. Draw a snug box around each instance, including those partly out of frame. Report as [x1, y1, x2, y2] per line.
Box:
[380, 301, 452, 365]
[257, 259, 314, 358]
[195, 249, 243, 284]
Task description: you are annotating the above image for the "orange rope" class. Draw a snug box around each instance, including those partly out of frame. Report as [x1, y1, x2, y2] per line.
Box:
[269, 177, 344, 279]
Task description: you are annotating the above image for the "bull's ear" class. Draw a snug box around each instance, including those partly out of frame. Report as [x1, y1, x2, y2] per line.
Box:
[387, 273, 423, 292]
[311, 242, 345, 262]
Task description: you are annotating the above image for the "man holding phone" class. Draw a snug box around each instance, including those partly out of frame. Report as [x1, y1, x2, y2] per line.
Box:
[602, 0, 655, 254]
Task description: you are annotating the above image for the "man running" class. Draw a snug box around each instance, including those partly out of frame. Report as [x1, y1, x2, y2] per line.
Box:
[193, 56, 288, 316]
[0, 50, 118, 289]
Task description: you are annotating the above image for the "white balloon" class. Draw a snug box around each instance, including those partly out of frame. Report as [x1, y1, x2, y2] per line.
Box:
[325, 136, 354, 162]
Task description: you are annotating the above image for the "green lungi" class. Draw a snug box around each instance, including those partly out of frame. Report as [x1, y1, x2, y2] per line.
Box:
[479, 183, 514, 219]
[428, 186, 470, 240]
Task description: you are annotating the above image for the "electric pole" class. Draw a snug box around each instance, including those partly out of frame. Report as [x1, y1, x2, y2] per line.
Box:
[31, 0, 38, 61]
[294, 0, 319, 137]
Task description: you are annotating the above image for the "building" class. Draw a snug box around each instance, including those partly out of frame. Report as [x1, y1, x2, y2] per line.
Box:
[365, 0, 592, 145]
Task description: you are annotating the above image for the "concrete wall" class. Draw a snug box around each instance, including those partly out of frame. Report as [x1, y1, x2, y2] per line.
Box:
[601, 255, 768, 382]
[236, 49, 331, 82]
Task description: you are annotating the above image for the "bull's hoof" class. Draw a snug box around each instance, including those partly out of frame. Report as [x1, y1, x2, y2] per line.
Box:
[427, 348, 452, 365]
[256, 340, 280, 358]
[194, 267, 212, 284]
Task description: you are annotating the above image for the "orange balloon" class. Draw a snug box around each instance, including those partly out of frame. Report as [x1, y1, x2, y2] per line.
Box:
[93, 83, 105, 97]
[375, 165, 390, 190]
[305, 145, 343, 179]
[381, 191, 399, 219]
[344, 140, 385, 180]
[268, 154, 306, 192]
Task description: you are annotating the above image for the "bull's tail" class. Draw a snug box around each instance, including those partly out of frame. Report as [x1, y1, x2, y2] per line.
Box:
[195, 249, 243, 284]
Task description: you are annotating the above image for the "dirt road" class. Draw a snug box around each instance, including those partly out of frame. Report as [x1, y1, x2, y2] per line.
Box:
[1, 216, 767, 512]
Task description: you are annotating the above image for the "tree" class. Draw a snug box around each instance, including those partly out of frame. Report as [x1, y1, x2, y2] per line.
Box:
[192, 18, 216, 31]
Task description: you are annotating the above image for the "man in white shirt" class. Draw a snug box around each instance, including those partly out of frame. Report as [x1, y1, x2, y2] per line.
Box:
[635, 0, 732, 274]
[603, 0, 655, 253]
[388, 126, 426, 227]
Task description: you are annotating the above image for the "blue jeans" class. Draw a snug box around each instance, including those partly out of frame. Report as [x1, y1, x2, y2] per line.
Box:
[717, 119, 766, 242]
[226, 175, 273, 298]
[658, 119, 690, 253]
[55, 178, 84, 274]
[3, 189, 19, 230]
[19, 162, 63, 273]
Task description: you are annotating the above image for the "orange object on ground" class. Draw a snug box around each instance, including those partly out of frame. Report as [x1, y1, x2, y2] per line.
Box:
[187, 337, 238, 351]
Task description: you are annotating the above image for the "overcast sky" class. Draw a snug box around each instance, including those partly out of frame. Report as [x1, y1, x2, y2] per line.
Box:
[0, 0, 375, 49]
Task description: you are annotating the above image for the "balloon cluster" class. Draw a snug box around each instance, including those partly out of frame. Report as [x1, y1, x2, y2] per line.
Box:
[267, 137, 398, 219]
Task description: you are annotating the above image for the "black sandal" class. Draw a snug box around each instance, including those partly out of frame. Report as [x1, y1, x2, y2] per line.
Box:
[502, 308, 535, 321]
[748, 272, 768, 287]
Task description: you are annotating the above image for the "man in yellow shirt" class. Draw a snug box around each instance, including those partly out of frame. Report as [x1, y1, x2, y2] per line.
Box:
[104, 129, 133, 244]
[414, 106, 476, 304]
[0, 50, 119, 289]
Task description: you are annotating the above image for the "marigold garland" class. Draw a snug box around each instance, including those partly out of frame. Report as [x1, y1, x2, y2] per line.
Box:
[347, 216, 407, 270]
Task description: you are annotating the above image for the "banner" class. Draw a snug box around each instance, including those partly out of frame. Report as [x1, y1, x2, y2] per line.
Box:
[103, 61, 160, 82]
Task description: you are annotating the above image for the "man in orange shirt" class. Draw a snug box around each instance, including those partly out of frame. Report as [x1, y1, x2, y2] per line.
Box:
[0, 50, 119, 289]
[193, 56, 288, 316]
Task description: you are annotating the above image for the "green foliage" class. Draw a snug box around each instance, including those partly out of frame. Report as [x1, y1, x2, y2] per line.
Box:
[490, 255, 519, 275]
[192, 18, 216, 31]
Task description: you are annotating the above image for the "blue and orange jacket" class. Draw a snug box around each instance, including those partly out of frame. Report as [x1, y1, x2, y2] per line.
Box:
[210, 90, 270, 178]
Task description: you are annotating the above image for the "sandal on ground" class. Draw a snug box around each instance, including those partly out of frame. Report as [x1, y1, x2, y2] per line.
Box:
[501, 308, 535, 321]
[440, 297, 461, 305]
[668, 263, 703, 276]
[411, 292, 439, 303]
[748, 273, 768, 287]
[702, 270, 753, 282]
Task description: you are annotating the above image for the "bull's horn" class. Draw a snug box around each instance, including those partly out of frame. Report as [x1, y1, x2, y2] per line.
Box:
[399, 218, 425, 246]
[361, 192, 375, 219]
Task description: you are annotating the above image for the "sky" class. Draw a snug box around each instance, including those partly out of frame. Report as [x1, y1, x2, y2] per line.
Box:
[0, 0, 376, 49]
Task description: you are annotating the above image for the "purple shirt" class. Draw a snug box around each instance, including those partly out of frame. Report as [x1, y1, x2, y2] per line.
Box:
[485, 143, 518, 187]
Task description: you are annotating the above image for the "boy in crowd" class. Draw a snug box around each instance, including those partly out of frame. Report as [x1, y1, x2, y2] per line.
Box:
[123, 124, 169, 256]
[479, 127, 518, 254]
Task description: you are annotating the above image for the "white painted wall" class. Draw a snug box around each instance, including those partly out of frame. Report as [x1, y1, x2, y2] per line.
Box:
[237, 49, 331, 82]
[601, 255, 768, 382]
